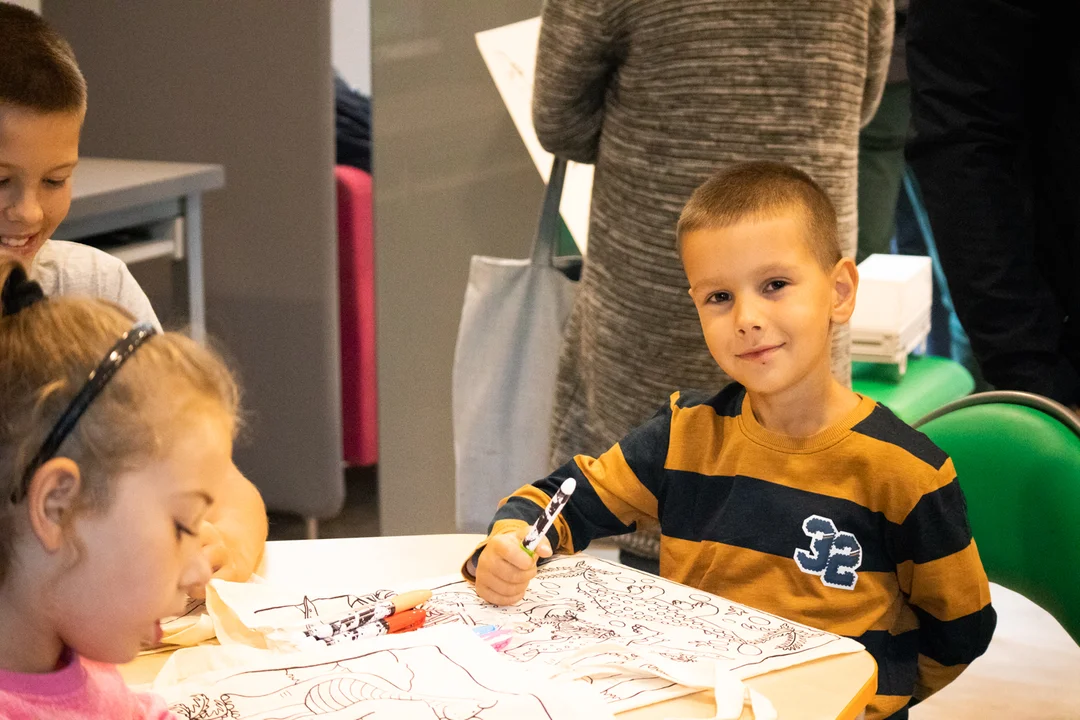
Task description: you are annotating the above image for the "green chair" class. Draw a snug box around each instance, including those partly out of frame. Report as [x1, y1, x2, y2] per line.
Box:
[913, 391, 1080, 643]
[853, 355, 974, 423]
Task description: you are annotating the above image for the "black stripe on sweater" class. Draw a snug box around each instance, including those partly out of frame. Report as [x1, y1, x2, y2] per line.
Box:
[657, 470, 895, 572]
[853, 628, 919, 697]
[913, 603, 997, 666]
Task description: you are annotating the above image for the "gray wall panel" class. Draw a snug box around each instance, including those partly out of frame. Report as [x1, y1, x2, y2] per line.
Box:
[44, 1, 343, 518]
[372, 2, 544, 534]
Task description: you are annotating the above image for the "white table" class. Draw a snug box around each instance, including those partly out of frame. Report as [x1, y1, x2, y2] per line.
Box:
[124, 535, 877, 719]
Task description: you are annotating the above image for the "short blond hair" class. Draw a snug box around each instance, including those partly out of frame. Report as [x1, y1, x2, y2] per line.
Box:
[677, 161, 841, 271]
[0, 260, 239, 585]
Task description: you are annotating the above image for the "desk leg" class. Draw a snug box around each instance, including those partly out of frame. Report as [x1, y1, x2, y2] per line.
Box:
[183, 193, 207, 344]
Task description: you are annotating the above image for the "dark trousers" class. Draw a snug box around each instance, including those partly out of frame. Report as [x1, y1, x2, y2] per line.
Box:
[906, 0, 1080, 406]
[857, 82, 911, 263]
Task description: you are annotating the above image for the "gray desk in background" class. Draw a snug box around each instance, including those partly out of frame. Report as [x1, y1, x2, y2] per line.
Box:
[53, 158, 225, 342]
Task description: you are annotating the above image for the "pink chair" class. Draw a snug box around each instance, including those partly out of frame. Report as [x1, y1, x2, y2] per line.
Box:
[335, 165, 377, 467]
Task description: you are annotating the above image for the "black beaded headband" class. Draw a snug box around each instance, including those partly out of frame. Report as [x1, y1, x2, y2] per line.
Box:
[3, 266, 158, 502]
[12, 322, 157, 503]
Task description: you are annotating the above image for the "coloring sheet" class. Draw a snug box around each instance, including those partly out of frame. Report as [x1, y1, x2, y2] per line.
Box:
[475, 17, 595, 253]
[157, 625, 614, 720]
[416, 555, 862, 712]
[205, 555, 860, 714]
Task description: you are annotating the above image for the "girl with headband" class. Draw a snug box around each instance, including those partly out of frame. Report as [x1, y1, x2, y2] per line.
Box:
[0, 259, 240, 717]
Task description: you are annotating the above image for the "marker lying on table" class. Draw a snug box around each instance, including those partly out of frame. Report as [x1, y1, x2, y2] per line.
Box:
[521, 478, 576, 558]
[302, 589, 431, 642]
[268, 608, 428, 650]
[347, 608, 427, 640]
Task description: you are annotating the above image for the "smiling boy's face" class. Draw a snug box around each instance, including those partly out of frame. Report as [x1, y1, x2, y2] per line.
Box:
[683, 211, 857, 400]
[0, 104, 82, 264]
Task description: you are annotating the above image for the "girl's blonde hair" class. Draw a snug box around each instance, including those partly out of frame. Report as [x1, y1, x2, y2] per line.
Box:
[0, 259, 240, 584]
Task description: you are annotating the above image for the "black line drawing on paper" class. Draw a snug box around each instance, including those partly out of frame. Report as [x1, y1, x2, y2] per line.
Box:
[170, 598, 207, 621]
[209, 555, 855, 715]
[253, 591, 393, 622]
[167, 643, 560, 720]
[423, 555, 849, 677]
[579, 673, 681, 704]
[250, 590, 463, 628]
[143, 598, 212, 654]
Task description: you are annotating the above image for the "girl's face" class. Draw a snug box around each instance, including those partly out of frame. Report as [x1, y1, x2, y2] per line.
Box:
[47, 410, 233, 664]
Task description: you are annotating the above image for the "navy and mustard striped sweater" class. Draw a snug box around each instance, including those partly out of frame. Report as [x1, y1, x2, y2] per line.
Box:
[480, 384, 995, 719]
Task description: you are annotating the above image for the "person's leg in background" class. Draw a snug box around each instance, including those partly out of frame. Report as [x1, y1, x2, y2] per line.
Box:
[1030, 16, 1080, 410]
[861, 77, 985, 385]
[896, 169, 988, 388]
[893, 175, 950, 358]
[857, 82, 912, 264]
[907, 0, 1079, 406]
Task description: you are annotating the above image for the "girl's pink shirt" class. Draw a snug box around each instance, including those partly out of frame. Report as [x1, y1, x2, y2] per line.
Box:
[0, 649, 174, 719]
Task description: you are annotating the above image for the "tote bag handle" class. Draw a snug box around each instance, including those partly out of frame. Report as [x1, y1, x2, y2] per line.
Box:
[530, 157, 569, 268]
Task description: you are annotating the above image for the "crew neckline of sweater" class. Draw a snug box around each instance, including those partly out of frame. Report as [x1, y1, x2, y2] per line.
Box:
[0, 648, 86, 697]
[738, 391, 876, 454]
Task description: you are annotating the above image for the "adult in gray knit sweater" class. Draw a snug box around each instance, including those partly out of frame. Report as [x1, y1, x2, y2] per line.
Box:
[534, 0, 893, 568]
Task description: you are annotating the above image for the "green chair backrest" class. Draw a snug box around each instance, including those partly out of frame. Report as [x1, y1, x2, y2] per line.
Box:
[852, 356, 975, 424]
[916, 400, 1080, 643]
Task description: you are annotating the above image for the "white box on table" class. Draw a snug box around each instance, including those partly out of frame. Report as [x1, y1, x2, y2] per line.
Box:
[850, 254, 932, 372]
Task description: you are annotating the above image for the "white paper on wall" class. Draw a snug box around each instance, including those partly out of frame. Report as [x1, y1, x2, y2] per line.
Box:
[157, 625, 615, 720]
[475, 17, 595, 254]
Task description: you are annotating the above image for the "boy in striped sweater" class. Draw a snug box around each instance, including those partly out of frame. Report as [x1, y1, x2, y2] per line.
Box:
[467, 161, 995, 719]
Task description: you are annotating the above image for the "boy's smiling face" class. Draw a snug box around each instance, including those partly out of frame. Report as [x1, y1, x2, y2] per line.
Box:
[0, 105, 82, 264]
[683, 212, 857, 400]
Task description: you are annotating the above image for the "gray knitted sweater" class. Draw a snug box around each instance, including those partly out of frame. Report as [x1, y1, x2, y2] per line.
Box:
[534, 0, 893, 557]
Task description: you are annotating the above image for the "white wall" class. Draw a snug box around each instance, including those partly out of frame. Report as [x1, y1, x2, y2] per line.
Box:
[9, 0, 41, 11]
[331, 0, 371, 95]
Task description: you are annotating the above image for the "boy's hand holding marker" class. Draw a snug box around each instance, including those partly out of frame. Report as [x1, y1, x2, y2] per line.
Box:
[475, 527, 552, 606]
[475, 479, 575, 606]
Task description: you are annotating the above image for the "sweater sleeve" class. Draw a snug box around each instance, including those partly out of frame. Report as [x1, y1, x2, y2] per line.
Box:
[895, 458, 996, 701]
[860, 0, 895, 127]
[464, 393, 675, 576]
[532, 0, 621, 163]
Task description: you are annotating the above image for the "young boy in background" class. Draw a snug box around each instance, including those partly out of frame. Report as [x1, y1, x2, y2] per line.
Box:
[469, 162, 996, 719]
[0, 1, 266, 589]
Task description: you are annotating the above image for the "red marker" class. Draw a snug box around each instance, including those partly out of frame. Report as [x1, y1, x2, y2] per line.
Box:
[300, 589, 432, 642]
[386, 608, 427, 635]
[348, 608, 427, 639]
